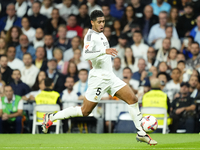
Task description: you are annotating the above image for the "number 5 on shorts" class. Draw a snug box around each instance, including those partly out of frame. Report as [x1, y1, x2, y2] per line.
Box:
[96, 88, 101, 96]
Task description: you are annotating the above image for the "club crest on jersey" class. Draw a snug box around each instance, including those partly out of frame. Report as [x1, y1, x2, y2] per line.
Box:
[85, 45, 89, 49]
[94, 96, 98, 100]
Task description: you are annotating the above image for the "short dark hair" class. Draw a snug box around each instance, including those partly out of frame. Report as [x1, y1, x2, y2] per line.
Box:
[157, 72, 170, 81]
[172, 68, 181, 73]
[133, 30, 142, 36]
[79, 3, 88, 9]
[23, 53, 32, 58]
[191, 42, 199, 47]
[90, 10, 104, 21]
[12, 69, 21, 74]
[79, 69, 88, 74]
[68, 14, 77, 19]
[0, 55, 7, 59]
[33, 1, 42, 7]
[177, 60, 185, 65]
[44, 78, 53, 87]
[102, 4, 110, 9]
[123, 67, 132, 73]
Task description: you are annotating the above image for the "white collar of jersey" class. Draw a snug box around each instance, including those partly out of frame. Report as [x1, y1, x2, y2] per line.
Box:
[89, 29, 100, 34]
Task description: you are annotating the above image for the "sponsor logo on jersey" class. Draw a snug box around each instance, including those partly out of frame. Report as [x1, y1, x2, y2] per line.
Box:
[103, 42, 109, 46]
[85, 49, 101, 53]
[85, 45, 89, 49]
[101, 38, 103, 40]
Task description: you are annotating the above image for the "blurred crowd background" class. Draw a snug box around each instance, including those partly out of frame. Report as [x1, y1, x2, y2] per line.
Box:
[0, 0, 200, 134]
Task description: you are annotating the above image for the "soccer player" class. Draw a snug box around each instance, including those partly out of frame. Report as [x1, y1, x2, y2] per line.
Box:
[42, 10, 157, 145]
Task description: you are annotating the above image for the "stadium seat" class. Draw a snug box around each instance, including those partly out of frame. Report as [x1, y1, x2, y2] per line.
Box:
[141, 107, 168, 134]
[32, 104, 62, 134]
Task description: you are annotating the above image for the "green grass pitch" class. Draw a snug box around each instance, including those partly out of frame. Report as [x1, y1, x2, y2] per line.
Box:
[0, 134, 200, 150]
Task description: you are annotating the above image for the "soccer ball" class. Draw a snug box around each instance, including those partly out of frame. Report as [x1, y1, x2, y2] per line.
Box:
[141, 115, 158, 133]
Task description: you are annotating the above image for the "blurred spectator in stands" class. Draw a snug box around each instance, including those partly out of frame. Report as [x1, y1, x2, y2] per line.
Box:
[110, 0, 125, 19]
[46, 58, 65, 93]
[0, 0, 16, 18]
[113, 34, 128, 60]
[141, 5, 158, 43]
[5, 26, 22, 47]
[87, 0, 101, 14]
[21, 53, 39, 88]
[54, 24, 71, 52]
[0, 3, 22, 32]
[64, 36, 81, 62]
[131, 30, 149, 59]
[81, 28, 89, 48]
[176, 0, 191, 15]
[132, 58, 146, 82]
[170, 82, 196, 133]
[189, 75, 199, 98]
[176, 2, 197, 38]
[0, 72, 5, 96]
[0, 85, 23, 133]
[61, 76, 78, 109]
[190, 16, 200, 46]
[40, 0, 53, 18]
[44, 8, 66, 38]
[104, 26, 118, 47]
[120, 5, 141, 35]
[148, 11, 178, 45]
[56, 0, 78, 21]
[113, 57, 123, 80]
[77, 3, 91, 28]
[150, 0, 171, 16]
[29, 1, 48, 29]
[53, 48, 65, 73]
[44, 35, 55, 60]
[157, 72, 170, 91]
[156, 38, 171, 62]
[33, 28, 44, 49]
[181, 36, 194, 60]
[102, 5, 116, 28]
[7, 46, 24, 70]
[16, 34, 36, 60]
[70, 49, 90, 71]
[15, 0, 28, 18]
[66, 14, 83, 39]
[65, 61, 79, 82]
[21, 17, 35, 43]
[31, 71, 47, 91]
[22, 79, 45, 102]
[130, 0, 144, 18]
[165, 68, 181, 102]
[167, 7, 179, 27]
[167, 48, 178, 69]
[123, 67, 139, 94]
[0, 30, 6, 39]
[158, 61, 170, 74]
[0, 55, 13, 85]
[0, 38, 6, 56]
[35, 78, 60, 105]
[73, 69, 88, 100]
[177, 60, 191, 82]
[121, 47, 138, 73]
[33, 47, 47, 71]
[155, 25, 181, 50]
[10, 69, 30, 96]
[142, 78, 171, 126]
[112, 20, 121, 38]
[146, 47, 159, 69]
[176, 53, 186, 62]
[186, 42, 200, 69]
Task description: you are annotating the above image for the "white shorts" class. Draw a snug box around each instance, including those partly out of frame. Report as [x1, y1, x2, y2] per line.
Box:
[85, 74, 126, 103]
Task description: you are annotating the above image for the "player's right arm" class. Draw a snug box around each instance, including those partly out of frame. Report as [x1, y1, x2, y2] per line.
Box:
[83, 34, 118, 60]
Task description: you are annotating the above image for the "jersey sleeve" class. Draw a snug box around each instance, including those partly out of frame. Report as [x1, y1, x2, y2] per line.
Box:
[83, 33, 106, 60]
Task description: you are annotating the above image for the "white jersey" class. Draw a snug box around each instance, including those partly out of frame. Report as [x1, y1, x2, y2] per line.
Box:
[83, 29, 113, 79]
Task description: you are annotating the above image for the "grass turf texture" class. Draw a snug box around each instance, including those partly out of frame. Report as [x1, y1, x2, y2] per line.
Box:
[0, 134, 200, 150]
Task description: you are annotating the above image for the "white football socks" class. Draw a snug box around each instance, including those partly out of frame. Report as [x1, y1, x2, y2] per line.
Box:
[50, 106, 83, 122]
[128, 102, 146, 136]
